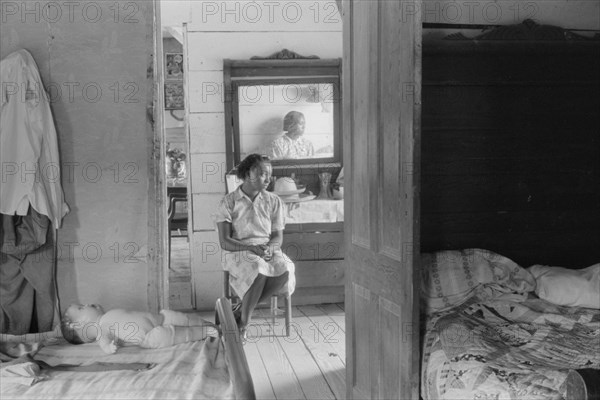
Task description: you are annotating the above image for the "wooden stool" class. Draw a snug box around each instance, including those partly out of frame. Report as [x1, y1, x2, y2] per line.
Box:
[223, 271, 292, 336]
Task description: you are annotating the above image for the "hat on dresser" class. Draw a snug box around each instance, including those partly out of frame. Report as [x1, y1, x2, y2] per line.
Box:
[273, 177, 315, 203]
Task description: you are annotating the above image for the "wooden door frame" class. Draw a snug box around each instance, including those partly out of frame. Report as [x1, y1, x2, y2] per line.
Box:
[148, 0, 169, 313]
[343, 1, 422, 398]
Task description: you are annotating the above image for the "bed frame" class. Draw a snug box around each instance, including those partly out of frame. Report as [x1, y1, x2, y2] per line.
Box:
[216, 297, 256, 399]
[420, 20, 600, 269]
[0, 298, 256, 400]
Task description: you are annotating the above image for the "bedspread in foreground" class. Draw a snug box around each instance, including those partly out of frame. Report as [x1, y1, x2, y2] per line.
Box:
[422, 297, 600, 400]
[1, 337, 234, 400]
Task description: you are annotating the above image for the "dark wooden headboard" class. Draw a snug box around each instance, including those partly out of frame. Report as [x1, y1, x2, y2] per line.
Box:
[420, 27, 600, 269]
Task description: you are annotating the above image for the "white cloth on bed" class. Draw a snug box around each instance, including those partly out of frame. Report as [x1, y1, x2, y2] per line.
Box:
[1, 360, 47, 386]
[1, 338, 234, 399]
[528, 263, 600, 309]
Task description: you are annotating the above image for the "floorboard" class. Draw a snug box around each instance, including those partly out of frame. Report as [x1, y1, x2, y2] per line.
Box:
[273, 329, 337, 400]
[169, 236, 193, 310]
[251, 326, 306, 400]
[318, 303, 346, 334]
[290, 307, 346, 399]
[244, 341, 277, 400]
[298, 306, 346, 367]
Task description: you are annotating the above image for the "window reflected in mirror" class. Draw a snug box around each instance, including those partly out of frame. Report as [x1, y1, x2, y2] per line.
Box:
[239, 83, 335, 160]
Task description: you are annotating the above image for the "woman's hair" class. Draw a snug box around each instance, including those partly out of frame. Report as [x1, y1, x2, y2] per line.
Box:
[60, 316, 85, 345]
[283, 111, 304, 132]
[236, 154, 270, 180]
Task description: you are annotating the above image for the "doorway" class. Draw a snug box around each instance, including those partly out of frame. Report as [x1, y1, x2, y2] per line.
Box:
[158, 0, 193, 310]
[152, 1, 420, 398]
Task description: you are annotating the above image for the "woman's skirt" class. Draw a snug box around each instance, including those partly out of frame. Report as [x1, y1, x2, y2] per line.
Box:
[221, 247, 296, 300]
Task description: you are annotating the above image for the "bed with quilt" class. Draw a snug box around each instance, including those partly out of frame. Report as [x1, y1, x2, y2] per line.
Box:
[0, 298, 254, 400]
[420, 249, 600, 400]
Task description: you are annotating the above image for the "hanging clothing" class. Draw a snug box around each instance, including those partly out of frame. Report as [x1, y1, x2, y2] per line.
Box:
[0, 49, 68, 334]
[0, 49, 69, 229]
[0, 209, 55, 334]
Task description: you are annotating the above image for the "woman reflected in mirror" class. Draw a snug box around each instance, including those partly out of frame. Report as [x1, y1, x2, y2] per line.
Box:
[264, 111, 315, 160]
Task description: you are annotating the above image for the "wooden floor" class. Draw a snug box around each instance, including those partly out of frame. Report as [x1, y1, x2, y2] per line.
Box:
[244, 303, 346, 400]
[196, 303, 347, 399]
[170, 235, 347, 399]
[169, 235, 193, 310]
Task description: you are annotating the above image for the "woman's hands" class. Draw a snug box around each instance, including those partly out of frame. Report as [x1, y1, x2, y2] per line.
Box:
[218, 222, 275, 260]
[217, 222, 283, 262]
[251, 244, 274, 261]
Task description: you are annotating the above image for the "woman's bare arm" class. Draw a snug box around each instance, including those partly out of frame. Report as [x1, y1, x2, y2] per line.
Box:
[217, 221, 264, 256]
[268, 230, 283, 248]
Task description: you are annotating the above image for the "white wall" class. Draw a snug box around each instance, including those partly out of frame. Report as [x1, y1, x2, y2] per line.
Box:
[1, 0, 156, 313]
[184, 0, 343, 310]
[160, 0, 192, 31]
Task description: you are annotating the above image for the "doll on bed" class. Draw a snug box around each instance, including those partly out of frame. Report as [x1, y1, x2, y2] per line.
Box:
[61, 304, 217, 354]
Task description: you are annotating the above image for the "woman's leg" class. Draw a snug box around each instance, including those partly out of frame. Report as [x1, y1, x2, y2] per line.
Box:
[257, 272, 289, 304]
[240, 274, 267, 328]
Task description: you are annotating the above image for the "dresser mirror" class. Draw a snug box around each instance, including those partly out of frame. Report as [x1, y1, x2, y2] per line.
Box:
[223, 52, 342, 171]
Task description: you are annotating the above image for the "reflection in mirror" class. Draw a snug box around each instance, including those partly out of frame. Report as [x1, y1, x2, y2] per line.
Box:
[224, 56, 341, 169]
[239, 83, 335, 160]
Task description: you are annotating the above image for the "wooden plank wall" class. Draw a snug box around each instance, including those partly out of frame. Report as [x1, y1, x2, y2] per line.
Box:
[420, 42, 600, 269]
[183, 1, 342, 309]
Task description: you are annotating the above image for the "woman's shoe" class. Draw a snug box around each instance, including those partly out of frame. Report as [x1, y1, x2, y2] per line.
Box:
[215, 302, 242, 327]
[239, 326, 248, 343]
[232, 303, 242, 326]
[214, 309, 220, 326]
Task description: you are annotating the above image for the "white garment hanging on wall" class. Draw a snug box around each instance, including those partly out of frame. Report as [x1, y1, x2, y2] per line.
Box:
[0, 49, 69, 228]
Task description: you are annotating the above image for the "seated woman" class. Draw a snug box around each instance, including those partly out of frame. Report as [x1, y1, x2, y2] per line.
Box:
[215, 154, 295, 337]
[264, 111, 314, 160]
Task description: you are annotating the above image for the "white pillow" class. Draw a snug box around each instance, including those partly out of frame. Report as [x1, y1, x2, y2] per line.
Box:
[528, 264, 600, 309]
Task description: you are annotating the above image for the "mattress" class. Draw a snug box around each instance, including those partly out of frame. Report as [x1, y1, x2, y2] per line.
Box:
[1, 336, 233, 400]
[1, 298, 252, 400]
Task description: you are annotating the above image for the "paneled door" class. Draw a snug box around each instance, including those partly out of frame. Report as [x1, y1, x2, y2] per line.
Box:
[343, 1, 421, 399]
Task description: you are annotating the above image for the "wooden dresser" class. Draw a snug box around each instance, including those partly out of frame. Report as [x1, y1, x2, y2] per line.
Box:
[283, 221, 345, 305]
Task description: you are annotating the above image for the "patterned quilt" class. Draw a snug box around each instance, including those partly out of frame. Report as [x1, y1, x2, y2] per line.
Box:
[422, 296, 600, 400]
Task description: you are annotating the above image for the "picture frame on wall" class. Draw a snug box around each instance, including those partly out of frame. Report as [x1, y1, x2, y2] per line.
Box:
[165, 53, 184, 80]
[165, 82, 184, 110]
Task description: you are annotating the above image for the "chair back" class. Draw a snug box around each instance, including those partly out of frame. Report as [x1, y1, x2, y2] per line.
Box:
[225, 173, 243, 194]
[223, 271, 232, 298]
